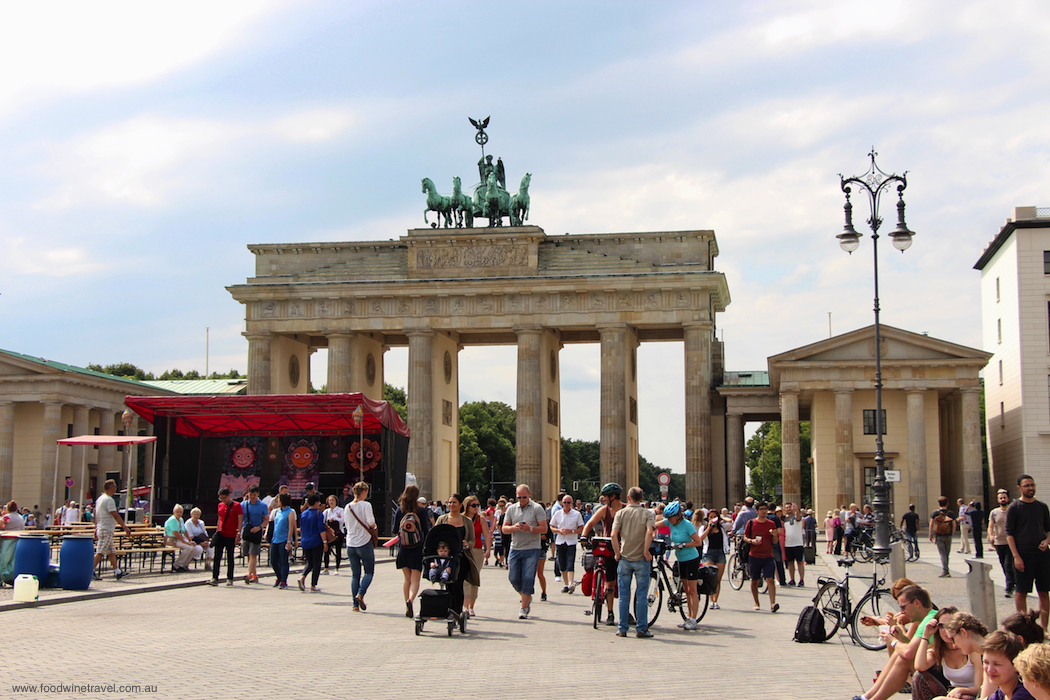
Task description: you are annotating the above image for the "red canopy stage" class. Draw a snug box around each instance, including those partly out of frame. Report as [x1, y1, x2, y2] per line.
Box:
[123, 393, 410, 438]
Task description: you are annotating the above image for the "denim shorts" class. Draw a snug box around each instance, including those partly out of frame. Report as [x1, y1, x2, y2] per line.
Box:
[702, 549, 726, 565]
[507, 548, 542, 595]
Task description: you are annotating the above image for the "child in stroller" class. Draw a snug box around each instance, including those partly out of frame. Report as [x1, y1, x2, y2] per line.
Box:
[415, 524, 468, 636]
[428, 542, 454, 583]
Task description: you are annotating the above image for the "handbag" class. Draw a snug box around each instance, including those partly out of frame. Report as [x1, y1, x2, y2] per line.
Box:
[242, 501, 263, 544]
[211, 502, 235, 548]
[347, 502, 379, 547]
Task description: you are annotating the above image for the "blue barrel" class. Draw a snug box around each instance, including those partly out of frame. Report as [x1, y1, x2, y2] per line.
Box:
[12, 533, 50, 582]
[59, 535, 95, 590]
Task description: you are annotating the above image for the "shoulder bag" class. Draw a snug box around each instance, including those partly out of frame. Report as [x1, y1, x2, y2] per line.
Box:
[242, 501, 263, 544]
[348, 502, 379, 547]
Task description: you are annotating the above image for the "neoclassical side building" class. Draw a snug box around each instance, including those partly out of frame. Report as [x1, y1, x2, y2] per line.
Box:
[227, 226, 731, 503]
[718, 325, 990, 520]
[0, 349, 170, 509]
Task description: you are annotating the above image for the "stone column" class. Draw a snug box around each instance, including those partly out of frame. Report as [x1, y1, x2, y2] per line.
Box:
[97, 410, 116, 482]
[781, 391, 800, 506]
[684, 323, 713, 505]
[515, 327, 543, 490]
[71, 406, 90, 506]
[0, 402, 13, 502]
[326, 333, 353, 393]
[835, 389, 854, 507]
[907, 391, 929, 519]
[961, 387, 983, 502]
[245, 333, 272, 395]
[726, 412, 745, 504]
[598, 324, 627, 489]
[406, 330, 434, 499]
[41, 402, 63, 514]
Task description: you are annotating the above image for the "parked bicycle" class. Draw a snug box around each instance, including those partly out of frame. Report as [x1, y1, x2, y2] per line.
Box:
[727, 536, 767, 594]
[813, 557, 894, 650]
[848, 526, 920, 563]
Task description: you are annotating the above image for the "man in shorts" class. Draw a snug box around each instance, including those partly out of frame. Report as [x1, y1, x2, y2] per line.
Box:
[501, 484, 548, 620]
[551, 493, 584, 593]
[742, 501, 778, 612]
[782, 502, 806, 587]
[1006, 474, 1050, 628]
[92, 479, 131, 581]
[582, 482, 626, 626]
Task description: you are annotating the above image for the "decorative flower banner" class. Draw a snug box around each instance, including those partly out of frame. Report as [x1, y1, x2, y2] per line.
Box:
[220, 437, 262, 499]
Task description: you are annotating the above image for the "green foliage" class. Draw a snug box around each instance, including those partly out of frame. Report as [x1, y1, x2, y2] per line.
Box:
[560, 438, 684, 503]
[383, 383, 407, 421]
[745, 421, 812, 506]
[458, 401, 516, 496]
[87, 362, 154, 381]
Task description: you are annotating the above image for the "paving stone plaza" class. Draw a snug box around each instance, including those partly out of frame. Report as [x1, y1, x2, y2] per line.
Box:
[1, 537, 1025, 700]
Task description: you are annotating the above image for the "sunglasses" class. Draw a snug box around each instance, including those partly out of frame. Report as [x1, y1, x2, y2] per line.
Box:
[516, 496, 529, 500]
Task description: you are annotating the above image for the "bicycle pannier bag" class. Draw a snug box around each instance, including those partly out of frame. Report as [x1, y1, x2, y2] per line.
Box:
[697, 564, 720, 595]
[793, 604, 826, 643]
[580, 569, 594, 597]
[582, 551, 595, 572]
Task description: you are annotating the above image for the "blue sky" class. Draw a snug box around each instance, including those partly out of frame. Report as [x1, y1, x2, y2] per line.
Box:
[3, 1, 1049, 475]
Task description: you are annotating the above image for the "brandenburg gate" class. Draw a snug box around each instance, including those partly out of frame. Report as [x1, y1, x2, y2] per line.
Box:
[227, 225, 730, 503]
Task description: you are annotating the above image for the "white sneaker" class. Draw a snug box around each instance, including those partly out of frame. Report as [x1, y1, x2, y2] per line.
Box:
[331, 570, 339, 576]
[677, 620, 689, 628]
[555, 576, 561, 582]
[684, 618, 698, 630]
[519, 607, 528, 620]
[320, 569, 329, 575]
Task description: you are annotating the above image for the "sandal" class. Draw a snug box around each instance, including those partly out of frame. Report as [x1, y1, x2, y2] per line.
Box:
[355, 595, 367, 611]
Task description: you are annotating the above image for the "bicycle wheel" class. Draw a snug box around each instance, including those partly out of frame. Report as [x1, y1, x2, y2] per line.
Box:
[695, 588, 710, 623]
[814, 581, 844, 641]
[851, 589, 893, 651]
[646, 568, 662, 625]
[592, 567, 605, 630]
[907, 541, 920, 562]
[728, 554, 744, 590]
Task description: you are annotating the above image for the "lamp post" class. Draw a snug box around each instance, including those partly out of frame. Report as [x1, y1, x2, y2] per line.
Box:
[837, 149, 915, 559]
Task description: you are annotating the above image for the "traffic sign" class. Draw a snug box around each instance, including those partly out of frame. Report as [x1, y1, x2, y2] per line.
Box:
[775, 484, 783, 495]
[885, 470, 901, 483]
[65, 478, 74, 488]
[657, 472, 670, 486]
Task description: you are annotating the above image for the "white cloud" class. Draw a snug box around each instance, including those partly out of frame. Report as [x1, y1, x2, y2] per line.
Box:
[0, 1, 284, 119]
[0, 235, 109, 277]
[271, 108, 358, 143]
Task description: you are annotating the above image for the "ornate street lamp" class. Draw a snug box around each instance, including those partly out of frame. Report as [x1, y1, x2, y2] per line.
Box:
[838, 149, 914, 559]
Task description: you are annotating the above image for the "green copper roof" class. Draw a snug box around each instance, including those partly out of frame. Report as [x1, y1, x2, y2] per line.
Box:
[720, 371, 770, 387]
[143, 378, 247, 395]
[0, 348, 164, 390]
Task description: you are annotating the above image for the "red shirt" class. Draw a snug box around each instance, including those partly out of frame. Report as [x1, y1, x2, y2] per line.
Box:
[217, 500, 243, 537]
[746, 519, 778, 559]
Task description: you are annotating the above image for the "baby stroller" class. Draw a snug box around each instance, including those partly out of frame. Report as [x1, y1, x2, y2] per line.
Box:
[414, 523, 467, 636]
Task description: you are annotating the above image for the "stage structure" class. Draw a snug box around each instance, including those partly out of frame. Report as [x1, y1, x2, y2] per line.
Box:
[123, 394, 409, 535]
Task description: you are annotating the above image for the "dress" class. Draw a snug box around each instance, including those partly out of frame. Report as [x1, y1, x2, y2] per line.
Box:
[393, 506, 430, 570]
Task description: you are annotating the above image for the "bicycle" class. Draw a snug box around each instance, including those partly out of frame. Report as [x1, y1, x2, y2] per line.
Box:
[849, 527, 920, 564]
[584, 537, 616, 629]
[645, 539, 709, 625]
[891, 528, 921, 562]
[727, 536, 767, 594]
[813, 557, 894, 650]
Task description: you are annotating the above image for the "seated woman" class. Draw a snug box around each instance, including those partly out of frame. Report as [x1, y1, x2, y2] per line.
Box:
[164, 505, 202, 572]
[1015, 643, 1050, 700]
[912, 606, 983, 700]
[184, 508, 211, 565]
[979, 630, 1034, 700]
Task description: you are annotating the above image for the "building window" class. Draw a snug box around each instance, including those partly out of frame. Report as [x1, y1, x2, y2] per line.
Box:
[1000, 360, 1004, 386]
[864, 465, 895, 511]
[1001, 401, 1005, 428]
[862, 409, 887, 435]
[998, 318, 1002, 344]
[996, 277, 1000, 302]
[1044, 251, 1050, 274]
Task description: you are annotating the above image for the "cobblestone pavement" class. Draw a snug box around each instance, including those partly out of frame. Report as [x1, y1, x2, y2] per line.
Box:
[0, 536, 1028, 700]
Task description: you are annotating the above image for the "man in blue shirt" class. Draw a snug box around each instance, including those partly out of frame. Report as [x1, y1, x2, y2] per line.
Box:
[732, 497, 757, 536]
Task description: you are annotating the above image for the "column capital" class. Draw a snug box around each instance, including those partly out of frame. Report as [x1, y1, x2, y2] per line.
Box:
[906, 389, 927, 396]
[682, 320, 714, 330]
[512, 325, 545, 335]
[243, 331, 273, 341]
[405, 328, 435, 338]
[833, 387, 854, 395]
[779, 389, 800, 398]
[326, 331, 354, 340]
[596, 322, 627, 331]
[960, 386, 981, 395]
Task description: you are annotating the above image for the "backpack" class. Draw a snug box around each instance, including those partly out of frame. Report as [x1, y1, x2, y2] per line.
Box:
[933, 511, 953, 536]
[793, 605, 826, 643]
[399, 511, 423, 548]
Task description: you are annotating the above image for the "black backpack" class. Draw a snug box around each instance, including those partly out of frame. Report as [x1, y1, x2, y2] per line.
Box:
[793, 605, 826, 643]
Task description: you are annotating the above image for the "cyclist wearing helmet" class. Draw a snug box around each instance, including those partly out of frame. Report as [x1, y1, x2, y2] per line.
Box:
[582, 482, 625, 626]
[655, 500, 704, 629]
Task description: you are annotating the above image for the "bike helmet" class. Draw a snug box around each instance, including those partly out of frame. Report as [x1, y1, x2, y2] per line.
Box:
[663, 501, 682, 518]
[600, 482, 622, 497]
[683, 510, 693, 520]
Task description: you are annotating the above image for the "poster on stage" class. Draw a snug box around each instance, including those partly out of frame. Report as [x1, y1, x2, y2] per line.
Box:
[281, 437, 320, 498]
[220, 437, 262, 499]
[348, 434, 382, 476]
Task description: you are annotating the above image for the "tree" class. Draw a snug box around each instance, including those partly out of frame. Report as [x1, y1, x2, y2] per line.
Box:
[458, 401, 516, 496]
[87, 362, 154, 381]
[558, 438, 683, 503]
[384, 383, 407, 421]
[745, 421, 813, 507]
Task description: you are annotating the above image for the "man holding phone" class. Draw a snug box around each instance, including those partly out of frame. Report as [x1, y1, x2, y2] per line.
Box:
[851, 585, 935, 700]
[742, 501, 779, 613]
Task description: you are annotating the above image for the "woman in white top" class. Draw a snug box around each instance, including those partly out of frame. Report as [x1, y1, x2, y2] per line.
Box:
[913, 606, 982, 700]
[343, 482, 376, 612]
[184, 508, 211, 564]
[322, 495, 346, 575]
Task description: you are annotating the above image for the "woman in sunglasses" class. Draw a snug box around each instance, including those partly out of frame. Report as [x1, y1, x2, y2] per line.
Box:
[461, 495, 488, 617]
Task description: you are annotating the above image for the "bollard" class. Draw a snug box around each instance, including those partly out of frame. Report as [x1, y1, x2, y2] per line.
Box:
[967, 558, 997, 631]
[888, 540, 906, 584]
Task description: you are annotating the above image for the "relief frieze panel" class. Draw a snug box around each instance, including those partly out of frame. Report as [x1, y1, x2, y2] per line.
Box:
[415, 244, 528, 270]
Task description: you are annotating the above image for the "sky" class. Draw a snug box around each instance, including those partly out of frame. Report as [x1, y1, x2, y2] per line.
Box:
[3, 0, 1050, 476]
